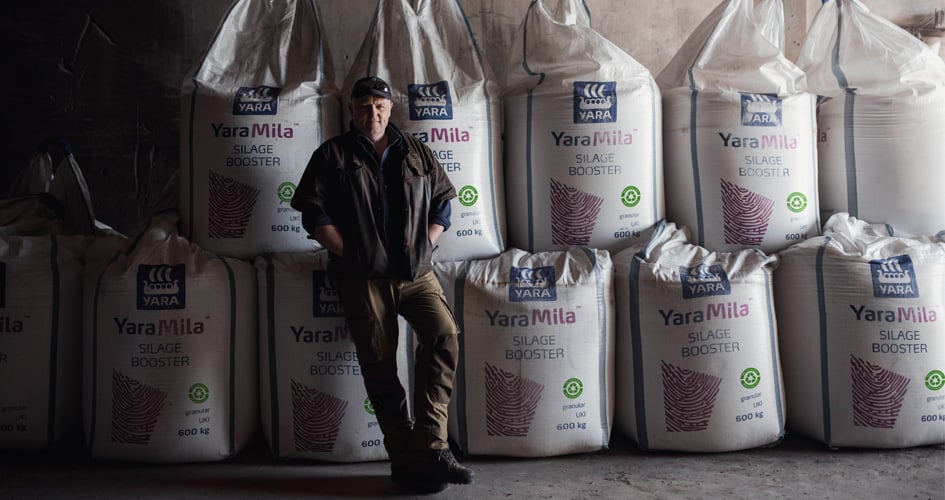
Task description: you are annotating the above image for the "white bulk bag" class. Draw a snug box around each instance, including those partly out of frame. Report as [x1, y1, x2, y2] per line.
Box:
[1, 143, 97, 450]
[503, 0, 663, 254]
[256, 250, 411, 462]
[435, 247, 614, 457]
[0, 200, 89, 450]
[775, 214, 945, 448]
[659, 0, 819, 253]
[344, 0, 506, 262]
[181, 0, 341, 259]
[613, 221, 785, 452]
[83, 215, 257, 462]
[797, 0, 945, 236]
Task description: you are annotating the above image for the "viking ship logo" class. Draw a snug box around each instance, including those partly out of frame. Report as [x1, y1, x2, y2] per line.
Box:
[312, 271, 343, 317]
[741, 93, 782, 127]
[870, 256, 918, 298]
[509, 266, 557, 302]
[408, 81, 453, 121]
[574, 81, 617, 123]
[233, 85, 281, 115]
[137, 264, 186, 310]
[680, 263, 731, 299]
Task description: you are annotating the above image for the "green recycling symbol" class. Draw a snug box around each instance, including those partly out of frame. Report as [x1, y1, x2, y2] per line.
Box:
[457, 185, 479, 207]
[277, 182, 296, 203]
[925, 370, 945, 391]
[786, 192, 807, 213]
[188, 383, 209, 404]
[563, 378, 584, 399]
[740, 368, 761, 389]
[364, 397, 377, 415]
[621, 186, 642, 208]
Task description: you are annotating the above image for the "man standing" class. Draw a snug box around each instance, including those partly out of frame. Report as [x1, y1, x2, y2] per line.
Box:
[291, 76, 474, 492]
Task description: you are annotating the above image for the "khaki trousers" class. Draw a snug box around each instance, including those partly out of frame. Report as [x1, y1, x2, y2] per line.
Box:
[339, 270, 460, 453]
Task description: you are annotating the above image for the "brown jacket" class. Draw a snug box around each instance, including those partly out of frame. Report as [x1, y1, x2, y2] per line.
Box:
[291, 123, 456, 279]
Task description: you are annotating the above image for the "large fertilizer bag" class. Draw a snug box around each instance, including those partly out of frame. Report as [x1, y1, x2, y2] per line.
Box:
[797, 0, 945, 236]
[256, 250, 412, 462]
[503, 0, 663, 254]
[435, 247, 614, 457]
[181, 0, 341, 259]
[83, 214, 257, 462]
[343, 0, 506, 262]
[0, 143, 96, 450]
[775, 214, 945, 448]
[658, 0, 820, 253]
[613, 221, 785, 452]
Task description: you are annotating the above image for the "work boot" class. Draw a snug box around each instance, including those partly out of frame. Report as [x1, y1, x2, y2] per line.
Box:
[390, 454, 449, 493]
[400, 448, 475, 485]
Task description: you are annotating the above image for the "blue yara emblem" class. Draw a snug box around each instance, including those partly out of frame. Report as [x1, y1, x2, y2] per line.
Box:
[233, 85, 281, 115]
[137, 264, 186, 310]
[574, 81, 617, 124]
[870, 255, 919, 298]
[312, 270, 344, 317]
[680, 263, 731, 299]
[740, 93, 782, 127]
[408, 81, 453, 121]
[509, 266, 557, 302]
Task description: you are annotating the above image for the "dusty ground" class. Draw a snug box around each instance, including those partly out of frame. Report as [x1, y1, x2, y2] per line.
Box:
[1, 432, 942, 499]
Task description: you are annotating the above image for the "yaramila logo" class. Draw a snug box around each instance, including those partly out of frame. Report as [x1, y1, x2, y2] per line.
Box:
[574, 81, 617, 123]
[509, 266, 557, 302]
[233, 85, 281, 115]
[137, 264, 186, 310]
[408, 81, 453, 120]
[741, 93, 782, 127]
[680, 263, 732, 299]
[870, 255, 918, 298]
[312, 270, 343, 317]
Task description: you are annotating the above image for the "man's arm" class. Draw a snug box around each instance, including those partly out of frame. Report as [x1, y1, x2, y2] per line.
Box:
[428, 198, 451, 246]
[313, 223, 344, 257]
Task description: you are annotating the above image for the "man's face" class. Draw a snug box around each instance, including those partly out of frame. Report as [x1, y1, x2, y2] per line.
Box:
[350, 95, 392, 142]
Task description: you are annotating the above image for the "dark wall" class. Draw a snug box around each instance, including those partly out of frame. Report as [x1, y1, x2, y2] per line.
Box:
[2, 1, 230, 236]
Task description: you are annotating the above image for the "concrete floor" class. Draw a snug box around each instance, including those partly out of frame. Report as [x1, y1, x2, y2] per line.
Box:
[1, 432, 942, 499]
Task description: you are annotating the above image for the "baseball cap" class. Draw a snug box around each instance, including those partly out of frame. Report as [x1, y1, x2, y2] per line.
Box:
[351, 76, 392, 100]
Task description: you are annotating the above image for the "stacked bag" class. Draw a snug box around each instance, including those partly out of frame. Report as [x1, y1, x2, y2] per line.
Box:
[659, 0, 820, 253]
[344, 0, 506, 262]
[504, 0, 663, 254]
[776, 215, 944, 448]
[797, 0, 945, 236]
[613, 221, 785, 452]
[0, 141, 95, 450]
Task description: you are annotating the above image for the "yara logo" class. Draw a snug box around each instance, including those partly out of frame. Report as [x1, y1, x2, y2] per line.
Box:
[870, 255, 919, 298]
[509, 266, 556, 302]
[740, 93, 781, 127]
[408, 81, 452, 121]
[137, 264, 186, 310]
[312, 270, 344, 317]
[574, 81, 617, 123]
[233, 85, 281, 115]
[680, 263, 731, 299]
